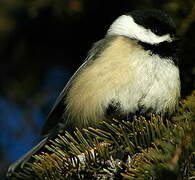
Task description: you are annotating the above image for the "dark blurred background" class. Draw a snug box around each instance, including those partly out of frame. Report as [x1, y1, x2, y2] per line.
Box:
[0, 0, 194, 178]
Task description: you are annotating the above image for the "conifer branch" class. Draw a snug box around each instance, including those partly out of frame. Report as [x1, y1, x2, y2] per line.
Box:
[11, 91, 195, 179]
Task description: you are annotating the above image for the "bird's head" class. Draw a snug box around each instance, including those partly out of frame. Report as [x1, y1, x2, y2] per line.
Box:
[107, 9, 177, 45]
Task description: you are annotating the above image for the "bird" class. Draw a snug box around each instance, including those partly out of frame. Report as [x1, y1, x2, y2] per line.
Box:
[7, 9, 181, 177]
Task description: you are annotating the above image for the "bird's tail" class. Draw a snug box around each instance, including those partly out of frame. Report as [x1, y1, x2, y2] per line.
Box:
[6, 136, 49, 178]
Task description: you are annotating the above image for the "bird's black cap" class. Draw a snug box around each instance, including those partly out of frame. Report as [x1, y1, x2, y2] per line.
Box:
[128, 9, 176, 37]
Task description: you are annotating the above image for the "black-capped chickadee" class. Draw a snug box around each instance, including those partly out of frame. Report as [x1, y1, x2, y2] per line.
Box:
[7, 9, 180, 177]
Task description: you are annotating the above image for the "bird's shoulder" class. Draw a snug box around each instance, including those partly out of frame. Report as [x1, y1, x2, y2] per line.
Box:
[41, 36, 120, 135]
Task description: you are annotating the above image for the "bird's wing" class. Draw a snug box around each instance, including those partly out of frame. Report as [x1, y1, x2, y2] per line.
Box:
[41, 58, 90, 135]
[41, 37, 114, 135]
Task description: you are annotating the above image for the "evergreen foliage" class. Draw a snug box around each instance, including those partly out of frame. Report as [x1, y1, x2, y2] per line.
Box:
[11, 91, 195, 179]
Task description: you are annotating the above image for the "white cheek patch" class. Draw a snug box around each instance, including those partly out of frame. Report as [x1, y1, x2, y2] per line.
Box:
[107, 15, 172, 45]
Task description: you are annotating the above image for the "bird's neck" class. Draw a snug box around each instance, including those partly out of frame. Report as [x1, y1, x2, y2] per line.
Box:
[138, 40, 179, 64]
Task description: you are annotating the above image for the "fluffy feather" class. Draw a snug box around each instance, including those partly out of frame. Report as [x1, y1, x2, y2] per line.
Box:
[65, 36, 180, 128]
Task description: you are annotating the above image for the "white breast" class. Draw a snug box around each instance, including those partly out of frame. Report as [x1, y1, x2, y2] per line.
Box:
[65, 36, 180, 127]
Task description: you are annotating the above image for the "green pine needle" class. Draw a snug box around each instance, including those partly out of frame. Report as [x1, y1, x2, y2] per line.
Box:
[12, 91, 195, 180]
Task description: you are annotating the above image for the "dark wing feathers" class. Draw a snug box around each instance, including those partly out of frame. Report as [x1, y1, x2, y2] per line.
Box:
[41, 37, 115, 135]
[41, 58, 91, 135]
